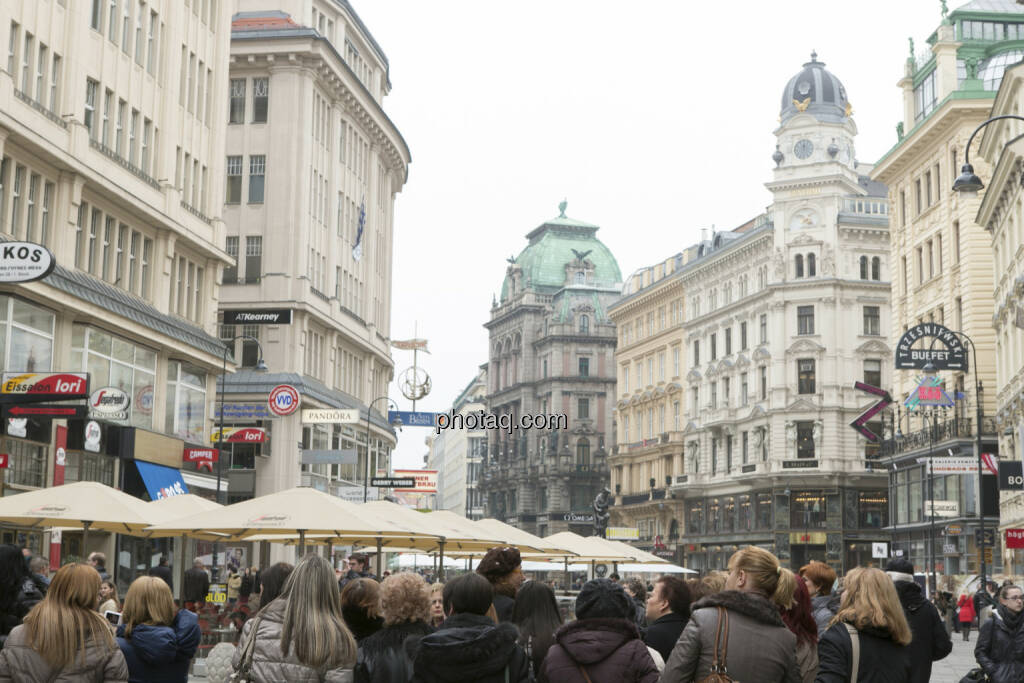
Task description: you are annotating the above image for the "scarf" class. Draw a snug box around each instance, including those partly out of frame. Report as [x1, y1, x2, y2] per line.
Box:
[998, 604, 1023, 631]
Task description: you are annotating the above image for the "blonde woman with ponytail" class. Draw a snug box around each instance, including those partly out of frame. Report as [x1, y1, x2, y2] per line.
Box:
[660, 546, 800, 682]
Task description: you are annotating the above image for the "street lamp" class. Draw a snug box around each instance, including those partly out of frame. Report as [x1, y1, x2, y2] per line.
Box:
[212, 335, 268, 582]
[363, 397, 402, 503]
[922, 363, 940, 597]
[952, 114, 1024, 196]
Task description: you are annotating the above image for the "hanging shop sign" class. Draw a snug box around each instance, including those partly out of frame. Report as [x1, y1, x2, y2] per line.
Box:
[0, 241, 56, 283]
[606, 527, 640, 540]
[210, 427, 267, 443]
[0, 372, 89, 403]
[1000, 461, 1024, 491]
[88, 387, 130, 420]
[894, 323, 967, 371]
[850, 382, 892, 442]
[301, 408, 360, 424]
[267, 385, 300, 417]
[392, 470, 437, 493]
[945, 524, 963, 536]
[84, 420, 101, 453]
[183, 448, 218, 464]
[1006, 529, 1024, 549]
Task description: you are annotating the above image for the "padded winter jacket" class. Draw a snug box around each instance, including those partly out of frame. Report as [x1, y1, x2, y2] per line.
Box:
[406, 612, 530, 683]
[354, 619, 432, 683]
[542, 617, 659, 683]
[116, 609, 200, 683]
[0, 577, 46, 648]
[975, 608, 1024, 683]
[815, 621, 911, 683]
[231, 598, 354, 683]
[892, 580, 951, 683]
[661, 591, 799, 683]
[0, 623, 128, 683]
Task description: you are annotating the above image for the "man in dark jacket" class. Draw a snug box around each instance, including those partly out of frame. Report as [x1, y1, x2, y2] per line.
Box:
[643, 574, 691, 662]
[182, 558, 210, 611]
[148, 555, 173, 593]
[541, 578, 659, 683]
[406, 572, 530, 683]
[339, 553, 376, 591]
[885, 558, 952, 683]
[476, 546, 523, 623]
[975, 584, 1024, 683]
[88, 551, 111, 582]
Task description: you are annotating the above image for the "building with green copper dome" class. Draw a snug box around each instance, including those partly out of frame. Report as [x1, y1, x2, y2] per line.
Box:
[481, 203, 622, 536]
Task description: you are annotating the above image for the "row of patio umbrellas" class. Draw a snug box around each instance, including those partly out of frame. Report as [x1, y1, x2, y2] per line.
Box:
[0, 482, 677, 574]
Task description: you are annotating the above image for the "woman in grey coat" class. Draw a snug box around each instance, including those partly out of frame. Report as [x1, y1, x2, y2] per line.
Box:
[232, 555, 357, 682]
[660, 547, 800, 683]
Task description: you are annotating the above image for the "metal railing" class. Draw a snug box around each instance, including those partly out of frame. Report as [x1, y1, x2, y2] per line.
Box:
[881, 415, 997, 456]
[89, 139, 159, 188]
[180, 200, 212, 224]
[13, 89, 67, 129]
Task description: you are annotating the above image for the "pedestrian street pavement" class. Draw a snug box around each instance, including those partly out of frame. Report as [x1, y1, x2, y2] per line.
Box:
[930, 631, 982, 683]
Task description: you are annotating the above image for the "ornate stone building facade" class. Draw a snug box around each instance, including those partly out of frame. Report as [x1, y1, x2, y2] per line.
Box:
[480, 205, 621, 537]
[611, 54, 892, 573]
[871, 1, 1005, 576]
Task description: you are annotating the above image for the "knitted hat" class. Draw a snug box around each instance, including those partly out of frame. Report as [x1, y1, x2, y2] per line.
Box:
[885, 558, 915, 584]
[476, 546, 521, 579]
[575, 578, 633, 620]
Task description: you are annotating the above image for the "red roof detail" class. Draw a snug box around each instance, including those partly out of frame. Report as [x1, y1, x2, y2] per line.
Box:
[232, 15, 301, 32]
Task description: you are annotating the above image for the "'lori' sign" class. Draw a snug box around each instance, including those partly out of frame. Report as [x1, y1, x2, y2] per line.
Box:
[894, 323, 967, 371]
[0, 241, 56, 283]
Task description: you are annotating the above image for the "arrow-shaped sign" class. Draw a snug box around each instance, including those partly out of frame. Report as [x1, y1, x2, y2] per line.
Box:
[2, 404, 89, 419]
[850, 381, 892, 443]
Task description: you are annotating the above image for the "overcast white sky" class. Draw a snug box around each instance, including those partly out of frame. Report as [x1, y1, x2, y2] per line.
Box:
[354, 0, 943, 469]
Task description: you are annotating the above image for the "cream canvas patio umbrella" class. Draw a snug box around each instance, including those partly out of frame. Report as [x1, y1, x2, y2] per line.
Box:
[0, 481, 156, 549]
[469, 516, 576, 555]
[541, 531, 637, 582]
[592, 537, 670, 564]
[146, 487, 423, 557]
[145, 494, 224, 539]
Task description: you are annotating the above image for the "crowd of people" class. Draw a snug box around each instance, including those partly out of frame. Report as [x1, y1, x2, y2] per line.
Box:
[0, 541, 1022, 682]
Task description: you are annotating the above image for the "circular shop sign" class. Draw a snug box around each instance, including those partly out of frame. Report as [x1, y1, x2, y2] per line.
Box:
[89, 386, 131, 418]
[268, 384, 300, 417]
[0, 241, 56, 283]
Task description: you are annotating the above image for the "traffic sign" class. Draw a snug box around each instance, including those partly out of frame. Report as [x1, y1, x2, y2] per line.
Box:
[2, 404, 88, 419]
[371, 477, 416, 488]
[850, 382, 892, 442]
[268, 385, 300, 417]
[301, 408, 359, 424]
[387, 411, 438, 427]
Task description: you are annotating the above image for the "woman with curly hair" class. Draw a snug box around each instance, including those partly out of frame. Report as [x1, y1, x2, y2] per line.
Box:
[355, 572, 434, 683]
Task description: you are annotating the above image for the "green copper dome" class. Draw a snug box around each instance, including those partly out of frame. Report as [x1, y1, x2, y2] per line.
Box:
[500, 203, 622, 301]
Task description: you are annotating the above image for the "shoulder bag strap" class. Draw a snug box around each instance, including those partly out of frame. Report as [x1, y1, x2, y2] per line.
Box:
[576, 663, 593, 683]
[844, 624, 860, 682]
[709, 606, 727, 673]
[239, 616, 262, 677]
[717, 607, 730, 674]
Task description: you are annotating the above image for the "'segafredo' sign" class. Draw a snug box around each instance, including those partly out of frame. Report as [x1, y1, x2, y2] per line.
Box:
[210, 427, 267, 443]
[89, 386, 130, 418]
[1, 373, 89, 399]
[0, 241, 56, 283]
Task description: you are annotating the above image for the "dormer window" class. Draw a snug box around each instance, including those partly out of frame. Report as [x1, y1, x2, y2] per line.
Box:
[574, 271, 585, 284]
[579, 315, 589, 334]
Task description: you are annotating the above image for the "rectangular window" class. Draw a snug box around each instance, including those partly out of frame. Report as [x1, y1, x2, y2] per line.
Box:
[146, 10, 156, 74]
[223, 235, 238, 283]
[84, 78, 98, 139]
[134, 1, 144, 64]
[128, 109, 138, 164]
[88, 208, 101, 273]
[35, 44, 46, 101]
[245, 235, 262, 283]
[101, 217, 114, 280]
[741, 373, 749, 406]
[725, 327, 732, 355]
[108, 0, 118, 41]
[225, 155, 242, 203]
[121, 0, 131, 55]
[953, 221, 960, 262]
[252, 77, 268, 122]
[710, 333, 717, 360]
[115, 223, 127, 284]
[74, 202, 85, 268]
[115, 99, 125, 156]
[248, 155, 265, 203]
[740, 321, 747, 350]
[24, 173, 37, 241]
[672, 347, 680, 377]
[49, 53, 60, 111]
[925, 170, 932, 206]
[902, 256, 908, 293]
[128, 230, 139, 292]
[863, 359, 882, 387]
[21, 33, 32, 92]
[915, 179, 922, 214]
[863, 306, 880, 335]
[141, 237, 152, 298]
[710, 381, 717, 408]
[101, 89, 113, 146]
[798, 359, 816, 394]
[760, 366, 767, 400]
[578, 398, 589, 419]
[10, 165, 23, 238]
[8, 22, 18, 75]
[141, 118, 151, 173]
[797, 422, 815, 458]
[760, 313, 767, 343]
[797, 305, 814, 335]
[693, 340, 700, 366]
[40, 181, 52, 244]
[578, 357, 589, 377]
[186, 52, 195, 112]
[195, 59, 204, 122]
[927, 239, 934, 278]
[91, 0, 103, 30]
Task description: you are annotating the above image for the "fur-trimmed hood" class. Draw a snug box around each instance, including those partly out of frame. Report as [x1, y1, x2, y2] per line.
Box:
[405, 612, 522, 682]
[691, 590, 785, 627]
[893, 579, 927, 613]
[553, 617, 641, 665]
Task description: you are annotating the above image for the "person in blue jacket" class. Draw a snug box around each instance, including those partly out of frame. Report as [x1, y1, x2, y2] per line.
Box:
[116, 576, 201, 683]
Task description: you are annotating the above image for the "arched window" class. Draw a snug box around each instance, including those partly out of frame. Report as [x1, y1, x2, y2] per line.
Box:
[871, 256, 881, 280]
[579, 315, 589, 334]
[574, 271, 585, 284]
[807, 253, 816, 277]
[795, 254, 804, 278]
[860, 255, 869, 279]
[576, 438, 591, 466]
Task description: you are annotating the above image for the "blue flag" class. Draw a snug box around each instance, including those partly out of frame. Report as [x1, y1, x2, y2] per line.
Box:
[352, 197, 366, 261]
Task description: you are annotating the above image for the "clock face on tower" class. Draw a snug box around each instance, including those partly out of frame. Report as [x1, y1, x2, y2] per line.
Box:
[794, 139, 814, 159]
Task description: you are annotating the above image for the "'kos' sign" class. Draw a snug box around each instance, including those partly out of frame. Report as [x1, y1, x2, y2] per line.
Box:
[0, 241, 56, 283]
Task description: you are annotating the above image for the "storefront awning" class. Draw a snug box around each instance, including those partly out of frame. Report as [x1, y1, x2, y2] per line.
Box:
[134, 461, 189, 500]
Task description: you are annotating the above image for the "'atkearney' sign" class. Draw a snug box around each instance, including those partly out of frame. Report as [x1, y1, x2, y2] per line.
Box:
[222, 309, 292, 325]
[895, 323, 967, 371]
